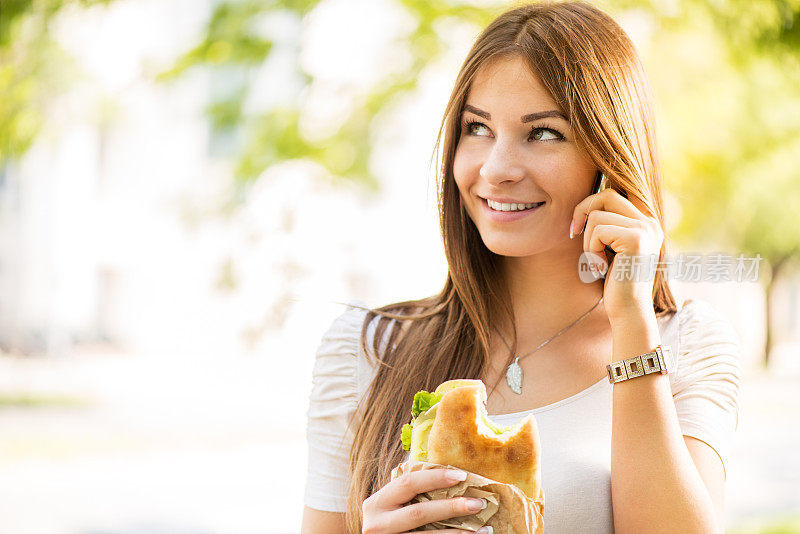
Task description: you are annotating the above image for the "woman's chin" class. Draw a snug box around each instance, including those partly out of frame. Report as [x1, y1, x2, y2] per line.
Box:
[482, 240, 545, 257]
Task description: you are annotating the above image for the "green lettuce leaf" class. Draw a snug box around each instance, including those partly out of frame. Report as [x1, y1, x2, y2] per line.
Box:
[411, 391, 443, 418]
[401, 422, 413, 451]
[400, 389, 444, 452]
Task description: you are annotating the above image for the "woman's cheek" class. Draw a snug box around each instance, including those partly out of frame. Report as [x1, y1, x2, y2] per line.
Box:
[458, 190, 476, 223]
[452, 162, 476, 203]
[452, 153, 470, 185]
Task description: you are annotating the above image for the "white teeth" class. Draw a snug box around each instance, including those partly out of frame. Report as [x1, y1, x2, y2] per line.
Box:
[487, 199, 542, 212]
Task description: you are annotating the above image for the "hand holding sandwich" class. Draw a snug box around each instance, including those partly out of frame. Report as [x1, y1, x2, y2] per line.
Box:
[361, 468, 491, 534]
[362, 379, 543, 533]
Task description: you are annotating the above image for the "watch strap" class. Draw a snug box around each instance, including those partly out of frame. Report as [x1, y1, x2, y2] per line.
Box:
[607, 345, 673, 384]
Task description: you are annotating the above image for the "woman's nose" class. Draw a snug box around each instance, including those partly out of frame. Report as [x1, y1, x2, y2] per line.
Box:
[478, 140, 526, 184]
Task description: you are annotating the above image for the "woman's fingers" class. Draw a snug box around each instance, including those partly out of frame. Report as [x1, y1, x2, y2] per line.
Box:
[368, 468, 467, 511]
[387, 496, 488, 533]
[572, 188, 652, 234]
[587, 225, 639, 257]
[362, 468, 493, 533]
[581, 210, 640, 251]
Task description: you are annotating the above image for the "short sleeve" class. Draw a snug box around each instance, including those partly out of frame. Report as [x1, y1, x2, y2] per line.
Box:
[672, 299, 743, 480]
[303, 302, 369, 512]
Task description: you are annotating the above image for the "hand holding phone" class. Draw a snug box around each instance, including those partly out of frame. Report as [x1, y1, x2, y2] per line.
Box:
[587, 171, 622, 256]
[573, 170, 664, 318]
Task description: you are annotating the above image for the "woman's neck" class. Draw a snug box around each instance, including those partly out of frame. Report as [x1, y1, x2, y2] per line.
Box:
[497, 247, 606, 349]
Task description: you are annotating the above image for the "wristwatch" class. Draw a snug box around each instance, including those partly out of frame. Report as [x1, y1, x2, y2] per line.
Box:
[607, 344, 673, 384]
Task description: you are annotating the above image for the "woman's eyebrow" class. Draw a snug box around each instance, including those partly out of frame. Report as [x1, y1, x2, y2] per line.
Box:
[463, 104, 567, 123]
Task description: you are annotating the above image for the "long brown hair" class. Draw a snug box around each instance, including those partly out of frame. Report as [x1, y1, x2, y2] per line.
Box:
[344, 1, 677, 531]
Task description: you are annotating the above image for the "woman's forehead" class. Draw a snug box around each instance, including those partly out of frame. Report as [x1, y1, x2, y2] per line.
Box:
[467, 56, 559, 111]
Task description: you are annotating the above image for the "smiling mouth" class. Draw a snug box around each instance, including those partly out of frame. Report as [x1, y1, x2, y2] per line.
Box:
[483, 198, 545, 212]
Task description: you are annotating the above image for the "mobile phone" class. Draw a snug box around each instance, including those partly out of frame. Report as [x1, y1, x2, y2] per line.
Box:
[591, 171, 607, 196]
[592, 171, 628, 199]
[589, 171, 618, 256]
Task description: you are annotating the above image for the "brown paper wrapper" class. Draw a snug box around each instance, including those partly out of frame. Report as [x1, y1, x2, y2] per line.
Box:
[391, 460, 544, 534]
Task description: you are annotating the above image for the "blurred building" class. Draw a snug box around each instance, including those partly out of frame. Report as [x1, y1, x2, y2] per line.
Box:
[0, 0, 221, 357]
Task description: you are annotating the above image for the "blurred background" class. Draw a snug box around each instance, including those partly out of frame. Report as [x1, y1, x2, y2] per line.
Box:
[0, 0, 799, 532]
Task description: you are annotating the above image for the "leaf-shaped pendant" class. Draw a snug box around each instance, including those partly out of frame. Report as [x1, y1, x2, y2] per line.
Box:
[506, 359, 523, 395]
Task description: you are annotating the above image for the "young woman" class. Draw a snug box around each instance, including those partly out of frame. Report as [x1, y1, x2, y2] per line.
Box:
[302, 2, 742, 533]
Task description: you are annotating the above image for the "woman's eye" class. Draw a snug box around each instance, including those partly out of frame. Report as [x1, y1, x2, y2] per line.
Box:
[531, 128, 561, 141]
[464, 120, 489, 136]
[462, 119, 563, 142]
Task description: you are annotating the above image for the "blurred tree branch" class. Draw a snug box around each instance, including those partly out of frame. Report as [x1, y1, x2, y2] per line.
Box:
[0, 0, 114, 167]
[156, 0, 501, 193]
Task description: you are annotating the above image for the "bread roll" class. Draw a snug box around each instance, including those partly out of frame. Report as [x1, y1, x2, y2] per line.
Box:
[426, 381, 543, 501]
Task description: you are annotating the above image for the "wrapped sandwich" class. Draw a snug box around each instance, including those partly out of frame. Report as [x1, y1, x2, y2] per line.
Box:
[393, 379, 545, 533]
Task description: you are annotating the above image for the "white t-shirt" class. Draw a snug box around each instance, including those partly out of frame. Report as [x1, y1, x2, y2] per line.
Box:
[303, 298, 743, 533]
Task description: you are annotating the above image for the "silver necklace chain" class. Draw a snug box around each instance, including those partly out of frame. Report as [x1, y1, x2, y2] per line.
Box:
[495, 295, 604, 395]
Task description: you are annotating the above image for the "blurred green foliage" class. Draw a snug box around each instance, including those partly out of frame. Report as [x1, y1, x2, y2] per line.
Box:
[157, 2, 276, 82]
[157, 0, 501, 190]
[729, 513, 800, 534]
[0, 392, 93, 408]
[623, 0, 800, 265]
[0, 0, 112, 166]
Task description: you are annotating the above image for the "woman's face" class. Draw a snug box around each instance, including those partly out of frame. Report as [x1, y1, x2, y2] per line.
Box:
[453, 54, 597, 257]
